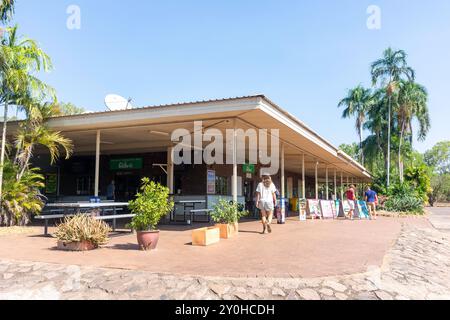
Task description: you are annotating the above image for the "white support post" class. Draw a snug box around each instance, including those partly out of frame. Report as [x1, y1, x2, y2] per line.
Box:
[325, 166, 329, 200]
[302, 154, 305, 199]
[334, 169, 337, 200]
[232, 119, 238, 203]
[281, 144, 285, 200]
[94, 130, 100, 197]
[167, 147, 174, 194]
[341, 172, 344, 200]
[315, 162, 319, 200]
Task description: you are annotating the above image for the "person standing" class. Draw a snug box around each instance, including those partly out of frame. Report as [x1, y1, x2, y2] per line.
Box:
[364, 186, 378, 220]
[346, 184, 356, 220]
[106, 180, 116, 201]
[256, 174, 277, 234]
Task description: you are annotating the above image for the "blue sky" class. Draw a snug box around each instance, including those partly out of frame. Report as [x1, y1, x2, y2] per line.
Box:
[12, 0, 450, 152]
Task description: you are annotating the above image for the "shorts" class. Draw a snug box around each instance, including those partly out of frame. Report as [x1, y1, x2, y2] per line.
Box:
[347, 200, 355, 210]
[367, 202, 376, 212]
[258, 201, 275, 212]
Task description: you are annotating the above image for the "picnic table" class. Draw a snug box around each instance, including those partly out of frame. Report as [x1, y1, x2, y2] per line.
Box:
[173, 200, 207, 225]
[35, 202, 131, 236]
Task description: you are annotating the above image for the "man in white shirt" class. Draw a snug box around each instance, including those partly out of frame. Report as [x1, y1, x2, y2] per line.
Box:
[255, 174, 277, 234]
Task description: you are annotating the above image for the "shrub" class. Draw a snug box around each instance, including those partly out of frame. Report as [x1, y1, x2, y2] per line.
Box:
[55, 215, 111, 246]
[128, 178, 174, 231]
[210, 199, 249, 224]
[384, 195, 424, 214]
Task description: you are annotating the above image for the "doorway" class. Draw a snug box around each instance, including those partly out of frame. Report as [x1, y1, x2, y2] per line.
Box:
[114, 173, 141, 201]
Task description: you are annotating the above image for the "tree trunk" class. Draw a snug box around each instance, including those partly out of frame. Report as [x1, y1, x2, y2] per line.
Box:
[398, 121, 405, 183]
[387, 95, 392, 188]
[0, 101, 9, 206]
[359, 123, 364, 166]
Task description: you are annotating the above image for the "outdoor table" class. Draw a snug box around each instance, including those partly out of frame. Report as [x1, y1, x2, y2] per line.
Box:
[174, 200, 206, 224]
[41, 202, 130, 234]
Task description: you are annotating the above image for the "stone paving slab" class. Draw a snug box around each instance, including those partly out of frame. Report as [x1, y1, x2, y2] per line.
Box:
[0, 225, 449, 300]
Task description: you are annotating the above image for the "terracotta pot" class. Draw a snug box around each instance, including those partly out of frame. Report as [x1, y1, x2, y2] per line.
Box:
[192, 227, 220, 246]
[57, 240, 97, 251]
[137, 230, 160, 251]
[216, 222, 239, 239]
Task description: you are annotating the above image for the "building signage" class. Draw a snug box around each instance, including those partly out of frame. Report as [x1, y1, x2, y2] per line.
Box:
[110, 158, 143, 171]
[207, 170, 216, 194]
[243, 163, 255, 174]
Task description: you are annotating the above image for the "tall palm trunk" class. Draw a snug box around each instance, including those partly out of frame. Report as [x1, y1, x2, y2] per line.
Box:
[0, 100, 9, 203]
[359, 122, 364, 165]
[387, 95, 392, 187]
[398, 120, 405, 183]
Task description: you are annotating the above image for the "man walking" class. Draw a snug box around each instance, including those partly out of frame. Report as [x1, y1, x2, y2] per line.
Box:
[364, 186, 378, 220]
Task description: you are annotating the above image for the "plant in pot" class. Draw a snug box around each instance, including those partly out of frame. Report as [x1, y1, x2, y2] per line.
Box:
[128, 178, 174, 251]
[210, 199, 249, 239]
[55, 214, 111, 251]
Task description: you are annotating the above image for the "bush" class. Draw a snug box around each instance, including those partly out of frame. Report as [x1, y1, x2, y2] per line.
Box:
[55, 215, 111, 246]
[384, 195, 424, 214]
[128, 178, 174, 231]
[210, 199, 249, 224]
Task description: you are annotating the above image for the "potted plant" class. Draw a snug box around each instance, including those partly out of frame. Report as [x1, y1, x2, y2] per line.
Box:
[128, 178, 174, 251]
[210, 199, 249, 239]
[55, 215, 111, 251]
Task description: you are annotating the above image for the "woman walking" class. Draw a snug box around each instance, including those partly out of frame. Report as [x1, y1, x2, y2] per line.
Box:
[256, 174, 277, 234]
[346, 184, 357, 220]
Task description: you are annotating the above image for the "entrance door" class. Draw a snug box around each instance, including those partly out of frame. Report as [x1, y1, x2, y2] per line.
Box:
[243, 180, 255, 217]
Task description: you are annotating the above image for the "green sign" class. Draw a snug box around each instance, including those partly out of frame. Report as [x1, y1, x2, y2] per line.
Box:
[110, 158, 143, 171]
[243, 163, 255, 174]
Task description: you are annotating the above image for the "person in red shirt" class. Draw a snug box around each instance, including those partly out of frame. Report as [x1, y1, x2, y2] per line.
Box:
[346, 185, 356, 220]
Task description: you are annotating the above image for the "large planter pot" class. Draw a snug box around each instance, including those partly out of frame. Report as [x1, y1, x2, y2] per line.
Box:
[137, 230, 160, 251]
[57, 240, 97, 251]
[192, 227, 220, 246]
[216, 222, 239, 239]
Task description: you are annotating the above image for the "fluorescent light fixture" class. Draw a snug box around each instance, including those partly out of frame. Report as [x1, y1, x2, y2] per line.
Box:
[150, 130, 170, 136]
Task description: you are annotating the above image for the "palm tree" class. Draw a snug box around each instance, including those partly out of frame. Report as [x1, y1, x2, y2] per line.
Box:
[14, 100, 73, 180]
[0, 25, 54, 200]
[371, 48, 415, 187]
[0, 0, 14, 24]
[338, 85, 374, 165]
[396, 81, 430, 182]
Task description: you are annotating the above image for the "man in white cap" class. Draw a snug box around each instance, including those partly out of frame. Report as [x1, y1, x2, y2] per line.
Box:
[255, 173, 277, 234]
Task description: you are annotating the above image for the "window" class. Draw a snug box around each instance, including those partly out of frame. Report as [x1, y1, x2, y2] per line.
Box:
[76, 176, 93, 195]
[215, 176, 228, 196]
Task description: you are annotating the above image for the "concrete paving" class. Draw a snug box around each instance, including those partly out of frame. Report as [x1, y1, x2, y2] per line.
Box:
[0, 217, 430, 278]
[428, 207, 450, 233]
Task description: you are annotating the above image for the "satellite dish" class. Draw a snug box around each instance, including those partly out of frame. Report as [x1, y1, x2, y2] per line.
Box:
[104, 94, 134, 111]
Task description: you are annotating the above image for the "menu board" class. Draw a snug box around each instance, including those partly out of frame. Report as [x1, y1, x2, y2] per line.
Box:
[319, 200, 335, 219]
[299, 199, 307, 221]
[306, 200, 322, 219]
[357, 201, 370, 219]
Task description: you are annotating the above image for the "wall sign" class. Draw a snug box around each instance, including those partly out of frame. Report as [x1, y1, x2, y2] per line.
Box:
[110, 158, 143, 171]
[243, 163, 255, 174]
[207, 170, 216, 194]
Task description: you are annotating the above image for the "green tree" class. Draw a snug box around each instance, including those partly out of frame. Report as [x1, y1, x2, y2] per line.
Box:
[58, 102, 86, 116]
[338, 85, 374, 165]
[339, 143, 359, 162]
[0, 25, 54, 200]
[0, 0, 14, 24]
[371, 48, 415, 187]
[424, 141, 450, 175]
[395, 81, 430, 182]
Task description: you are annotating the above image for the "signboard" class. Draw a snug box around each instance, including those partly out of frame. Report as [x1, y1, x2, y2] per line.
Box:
[243, 163, 255, 174]
[356, 201, 370, 219]
[299, 199, 307, 221]
[45, 174, 57, 194]
[207, 170, 216, 194]
[110, 158, 143, 171]
[306, 199, 322, 219]
[319, 200, 335, 219]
